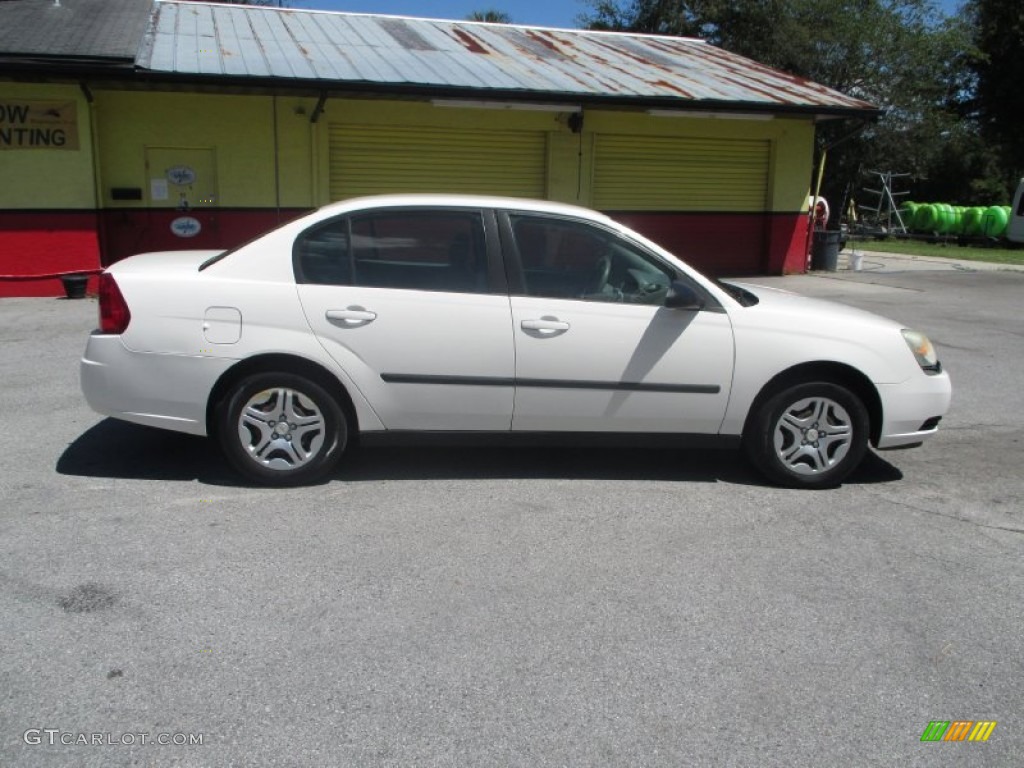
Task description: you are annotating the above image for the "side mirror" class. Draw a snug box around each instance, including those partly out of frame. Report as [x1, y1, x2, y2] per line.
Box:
[664, 280, 705, 311]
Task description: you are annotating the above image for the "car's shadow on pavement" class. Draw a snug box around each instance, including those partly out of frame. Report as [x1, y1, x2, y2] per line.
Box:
[56, 419, 243, 485]
[57, 418, 904, 488]
[345, 443, 903, 487]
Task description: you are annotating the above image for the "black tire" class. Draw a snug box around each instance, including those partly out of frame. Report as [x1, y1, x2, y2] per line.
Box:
[744, 381, 869, 489]
[217, 372, 347, 486]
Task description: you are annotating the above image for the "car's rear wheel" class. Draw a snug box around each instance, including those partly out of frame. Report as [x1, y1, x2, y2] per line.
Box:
[218, 372, 347, 486]
[745, 381, 869, 489]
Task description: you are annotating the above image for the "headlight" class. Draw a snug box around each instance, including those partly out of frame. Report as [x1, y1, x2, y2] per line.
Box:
[902, 329, 941, 373]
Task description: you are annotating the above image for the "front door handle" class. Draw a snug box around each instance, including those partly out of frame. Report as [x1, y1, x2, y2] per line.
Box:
[521, 317, 570, 335]
[326, 307, 377, 326]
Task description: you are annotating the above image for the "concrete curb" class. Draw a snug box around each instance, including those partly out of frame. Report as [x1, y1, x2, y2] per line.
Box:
[836, 247, 1024, 274]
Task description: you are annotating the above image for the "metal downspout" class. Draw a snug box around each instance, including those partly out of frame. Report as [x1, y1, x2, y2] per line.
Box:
[80, 82, 106, 266]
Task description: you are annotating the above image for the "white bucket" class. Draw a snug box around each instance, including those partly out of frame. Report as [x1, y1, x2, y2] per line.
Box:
[849, 251, 864, 272]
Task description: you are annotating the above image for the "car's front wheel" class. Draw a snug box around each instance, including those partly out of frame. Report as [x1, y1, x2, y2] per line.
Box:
[745, 381, 869, 489]
[217, 372, 347, 486]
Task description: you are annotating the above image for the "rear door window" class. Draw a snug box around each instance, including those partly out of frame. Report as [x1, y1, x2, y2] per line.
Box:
[295, 209, 489, 294]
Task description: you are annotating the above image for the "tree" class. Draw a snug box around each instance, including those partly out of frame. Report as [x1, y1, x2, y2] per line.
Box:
[579, 1, 975, 206]
[467, 9, 513, 23]
[582, 0, 705, 35]
[967, 0, 1024, 199]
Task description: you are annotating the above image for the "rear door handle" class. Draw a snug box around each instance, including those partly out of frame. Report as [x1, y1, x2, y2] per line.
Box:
[521, 318, 570, 335]
[326, 307, 377, 325]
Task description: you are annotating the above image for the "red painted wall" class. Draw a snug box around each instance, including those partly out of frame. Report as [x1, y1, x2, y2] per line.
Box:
[97, 208, 309, 267]
[0, 209, 309, 297]
[609, 211, 810, 276]
[768, 212, 815, 274]
[0, 212, 101, 298]
[1, 208, 811, 297]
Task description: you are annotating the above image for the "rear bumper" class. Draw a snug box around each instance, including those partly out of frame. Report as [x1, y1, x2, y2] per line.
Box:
[875, 370, 952, 449]
[81, 333, 234, 436]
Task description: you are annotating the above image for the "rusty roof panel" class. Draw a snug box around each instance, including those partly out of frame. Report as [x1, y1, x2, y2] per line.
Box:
[138, 1, 877, 115]
[377, 18, 437, 52]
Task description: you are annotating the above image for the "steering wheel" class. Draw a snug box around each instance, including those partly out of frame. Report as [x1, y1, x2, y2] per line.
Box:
[587, 254, 612, 294]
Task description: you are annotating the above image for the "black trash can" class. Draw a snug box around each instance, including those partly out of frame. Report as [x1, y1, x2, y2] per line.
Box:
[60, 273, 89, 299]
[810, 230, 841, 271]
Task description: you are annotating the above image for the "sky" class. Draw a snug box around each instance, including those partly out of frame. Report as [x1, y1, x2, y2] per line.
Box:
[308, 0, 964, 31]
[311, 0, 587, 28]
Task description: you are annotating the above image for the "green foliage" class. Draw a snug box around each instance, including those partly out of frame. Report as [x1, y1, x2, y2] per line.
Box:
[466, 9, 514, 23]
[582, 0, 705, 35]
[966, 0, 1024, 198]
[578, 0, 1006, 207]
[856, 239, 1024, 265]
[913, 125, 1007, 205]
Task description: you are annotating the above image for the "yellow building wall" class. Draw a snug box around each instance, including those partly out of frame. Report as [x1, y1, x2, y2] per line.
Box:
[315, 99, 814, 212]
[0, 82, 96, 209]
[1, 85, 818, 280]
[0, 86, 817, 216]
[94, 90, 317, 209]
[314, 98, 574, 205]
[766, 118, 817, 212]
[578, 110, 814, 212]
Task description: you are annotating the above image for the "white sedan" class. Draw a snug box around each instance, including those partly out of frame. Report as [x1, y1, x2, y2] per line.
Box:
[81, 194, 951, 489]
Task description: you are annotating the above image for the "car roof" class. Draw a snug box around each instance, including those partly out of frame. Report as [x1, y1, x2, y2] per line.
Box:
[316, 194, 616, 223]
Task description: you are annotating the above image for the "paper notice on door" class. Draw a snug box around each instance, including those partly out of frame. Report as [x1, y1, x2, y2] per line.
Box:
[150, 178, 169, 201]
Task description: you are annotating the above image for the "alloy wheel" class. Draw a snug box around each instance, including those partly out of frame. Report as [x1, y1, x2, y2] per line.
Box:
[772, 395, 853, 476]
[237, 387, 326, 471]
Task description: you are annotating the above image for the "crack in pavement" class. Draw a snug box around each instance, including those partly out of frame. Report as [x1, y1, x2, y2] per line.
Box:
[859, 489, 1024, 541]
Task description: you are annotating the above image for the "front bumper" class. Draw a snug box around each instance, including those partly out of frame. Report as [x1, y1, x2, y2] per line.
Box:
[875, 369, 952, 449]
[81, 333, 234, 437]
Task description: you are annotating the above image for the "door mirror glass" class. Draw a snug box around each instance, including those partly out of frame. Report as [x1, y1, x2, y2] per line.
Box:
[664, 280, 705, 311]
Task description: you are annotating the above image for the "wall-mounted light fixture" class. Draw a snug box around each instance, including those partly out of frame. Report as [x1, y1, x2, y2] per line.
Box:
[432, 99, 582, 113]
[647, 110, 774, 121]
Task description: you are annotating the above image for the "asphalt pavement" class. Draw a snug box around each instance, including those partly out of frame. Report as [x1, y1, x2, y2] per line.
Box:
[1, 254, 1021, 767]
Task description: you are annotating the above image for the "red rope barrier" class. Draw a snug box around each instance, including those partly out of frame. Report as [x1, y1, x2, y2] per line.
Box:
[0, 269, 103, 281]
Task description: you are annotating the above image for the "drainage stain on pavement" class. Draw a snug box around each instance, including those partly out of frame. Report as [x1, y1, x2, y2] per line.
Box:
[57, 582, 118, 613]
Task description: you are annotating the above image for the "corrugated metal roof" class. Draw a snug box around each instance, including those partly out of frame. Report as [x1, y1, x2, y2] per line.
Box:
[0, 0, 152, 61]
[136, 1, 877, 116]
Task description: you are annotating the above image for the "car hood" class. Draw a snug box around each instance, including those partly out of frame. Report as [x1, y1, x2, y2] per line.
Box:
[725, 280, 905, 331]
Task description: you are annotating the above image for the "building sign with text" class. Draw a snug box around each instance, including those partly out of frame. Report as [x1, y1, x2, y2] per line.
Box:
[0, 101, 79, 150]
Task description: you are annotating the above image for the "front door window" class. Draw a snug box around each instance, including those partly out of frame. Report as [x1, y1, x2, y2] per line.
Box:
[510, 214, 675, 305]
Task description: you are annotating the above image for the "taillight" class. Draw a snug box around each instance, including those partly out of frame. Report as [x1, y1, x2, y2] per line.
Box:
[98, 273, 131, 334]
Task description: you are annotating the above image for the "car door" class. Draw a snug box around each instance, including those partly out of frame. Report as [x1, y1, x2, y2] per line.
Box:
[502, 212, 734, 433]
[295, 207, 515, 431]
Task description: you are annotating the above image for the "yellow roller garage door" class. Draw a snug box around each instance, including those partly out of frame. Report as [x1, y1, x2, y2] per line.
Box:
[593, 134, 770, 211]
[329, 124, 547, 201]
